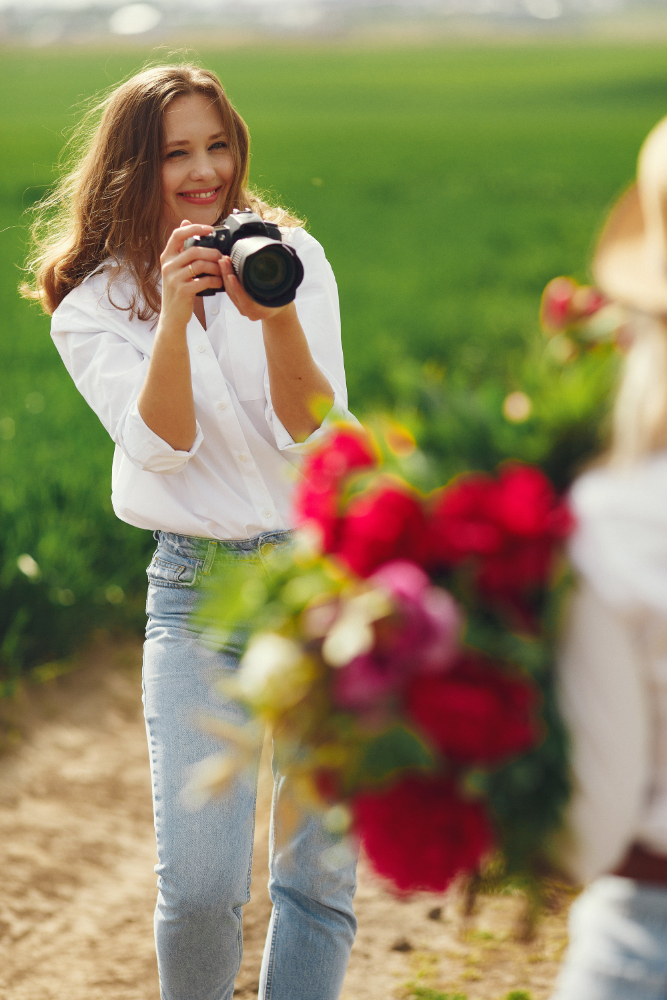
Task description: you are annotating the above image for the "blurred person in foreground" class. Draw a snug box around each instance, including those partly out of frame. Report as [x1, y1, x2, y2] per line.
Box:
[21, 64, 357, 1000]
[552, 116, 667, 999]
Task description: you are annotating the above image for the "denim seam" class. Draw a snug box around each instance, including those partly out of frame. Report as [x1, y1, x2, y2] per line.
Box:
[142, 652, 166, 1000]
[246, 778, 259, 900]
[263, 897, 282, 1000]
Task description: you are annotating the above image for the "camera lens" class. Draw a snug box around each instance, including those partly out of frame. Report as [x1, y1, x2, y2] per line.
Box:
[246, 248, 289, 293]
[230, 236, 304, 307]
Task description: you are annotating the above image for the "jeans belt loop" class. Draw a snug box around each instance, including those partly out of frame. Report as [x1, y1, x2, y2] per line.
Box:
[202, 540, 217, 576]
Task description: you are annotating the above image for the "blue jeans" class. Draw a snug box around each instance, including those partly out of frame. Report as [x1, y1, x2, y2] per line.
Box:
[550, 876, 667, 1000]
[143, 530, 358, 1000]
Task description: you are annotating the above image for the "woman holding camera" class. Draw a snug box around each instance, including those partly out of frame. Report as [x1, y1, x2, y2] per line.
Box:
[22, 64, 357, 1000]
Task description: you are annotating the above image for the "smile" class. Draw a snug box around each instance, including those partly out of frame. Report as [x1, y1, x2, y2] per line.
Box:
[178, 187, 221, 203]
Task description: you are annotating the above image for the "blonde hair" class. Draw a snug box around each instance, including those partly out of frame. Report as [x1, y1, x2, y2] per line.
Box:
[21, 62, 302, 320]
[608, 313, 667, 465]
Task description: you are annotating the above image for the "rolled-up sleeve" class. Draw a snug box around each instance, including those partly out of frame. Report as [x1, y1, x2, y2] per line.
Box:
[51, 293, 203, 474]
[263, 232, 358, 452]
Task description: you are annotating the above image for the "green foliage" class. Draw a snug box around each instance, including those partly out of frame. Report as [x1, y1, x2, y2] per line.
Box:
[3, 44, 667, 684]
[356, 725, 434, 784]
[506, 992, 533, 1000]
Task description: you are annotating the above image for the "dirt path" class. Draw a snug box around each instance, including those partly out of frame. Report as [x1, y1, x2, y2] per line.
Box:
[0, 643, 571, 1000]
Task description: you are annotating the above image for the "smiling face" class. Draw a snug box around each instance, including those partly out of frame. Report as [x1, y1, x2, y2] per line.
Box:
[160, 91, 235, 241]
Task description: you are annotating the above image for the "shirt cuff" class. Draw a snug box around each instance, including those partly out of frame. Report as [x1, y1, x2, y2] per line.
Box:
[267, 392, 359, 454]
[119, 399, 204, 473]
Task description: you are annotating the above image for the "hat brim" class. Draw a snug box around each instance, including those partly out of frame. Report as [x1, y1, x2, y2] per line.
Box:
[593, 184, 667, 315]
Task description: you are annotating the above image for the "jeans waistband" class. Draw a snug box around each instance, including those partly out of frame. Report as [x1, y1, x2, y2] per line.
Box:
[154, 529, 294, 572]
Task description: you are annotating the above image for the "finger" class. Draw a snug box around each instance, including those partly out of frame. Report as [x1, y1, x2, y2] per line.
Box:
[187, 273, 224, 294]
[219, 257, 244, 295]
[163, 223, 216, 258]
[164, 246, 223, 274]
[183, 259, 223, 278]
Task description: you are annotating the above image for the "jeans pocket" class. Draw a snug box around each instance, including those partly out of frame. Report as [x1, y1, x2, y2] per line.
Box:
[147, 553, 201, 588]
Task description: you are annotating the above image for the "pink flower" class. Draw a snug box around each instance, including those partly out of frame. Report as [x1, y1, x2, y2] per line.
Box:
[540, 276, 607, 334]
[332, 561, 461, 711]
[541, 276, 578, 332]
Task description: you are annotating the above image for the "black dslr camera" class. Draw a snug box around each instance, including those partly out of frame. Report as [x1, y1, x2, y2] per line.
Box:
[183, 208, 304, 308]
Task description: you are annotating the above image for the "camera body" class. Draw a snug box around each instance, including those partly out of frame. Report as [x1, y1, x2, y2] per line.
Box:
[183, 208, 304, 308]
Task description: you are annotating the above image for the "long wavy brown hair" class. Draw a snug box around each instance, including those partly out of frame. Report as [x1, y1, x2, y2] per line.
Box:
[21, 63, 302, 320]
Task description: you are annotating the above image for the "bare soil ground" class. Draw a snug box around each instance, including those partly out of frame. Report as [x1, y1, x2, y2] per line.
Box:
[0, 642, 571, 1000]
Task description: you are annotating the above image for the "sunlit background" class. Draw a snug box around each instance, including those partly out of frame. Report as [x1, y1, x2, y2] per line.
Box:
[0, 0, 665, 45]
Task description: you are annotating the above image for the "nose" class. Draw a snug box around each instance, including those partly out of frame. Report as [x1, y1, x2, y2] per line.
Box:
[189, 152, 217, 182]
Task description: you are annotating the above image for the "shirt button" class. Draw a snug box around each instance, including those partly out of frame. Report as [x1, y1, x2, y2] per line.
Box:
[210, 305, 219, 315]
[197, 344, 206, 353]
[238, 453, 248, 462]
[262, 509, 273, 518]
[217, 401, 227, 411]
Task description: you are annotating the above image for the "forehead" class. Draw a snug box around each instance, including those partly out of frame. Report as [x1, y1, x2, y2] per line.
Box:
[162, 92, 225, 140]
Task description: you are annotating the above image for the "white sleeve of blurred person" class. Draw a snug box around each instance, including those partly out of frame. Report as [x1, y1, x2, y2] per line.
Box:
[50, 270, 204, 475]
[262, 230, 358, 452]
[556, 456, 667, 884]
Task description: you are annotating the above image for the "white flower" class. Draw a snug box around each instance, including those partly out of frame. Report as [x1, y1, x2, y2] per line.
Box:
[237, 633, 315, 712]
[322, 588, 392, 667]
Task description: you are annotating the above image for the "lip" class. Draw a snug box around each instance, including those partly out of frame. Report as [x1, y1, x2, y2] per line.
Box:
[177, 186, 222, 205]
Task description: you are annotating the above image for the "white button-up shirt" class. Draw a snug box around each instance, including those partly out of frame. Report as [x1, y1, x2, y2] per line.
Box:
[558, 452, 667, 881]
[50, 227, 355, 540]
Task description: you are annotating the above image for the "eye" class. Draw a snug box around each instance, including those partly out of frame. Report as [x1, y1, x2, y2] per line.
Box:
[210, 140, 229, 151]
[165, 149, 187, 159]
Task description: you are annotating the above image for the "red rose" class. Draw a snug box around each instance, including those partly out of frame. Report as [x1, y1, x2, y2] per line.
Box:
[427, 464, 573, 624]
[428, 474, 503, 566]
[406, 652, 540, 765]
[294, 428, 377, 550]
[304, 428, 376, 485]
[294, 478, 339, 550]
[333, 485, 429, 578]
[494, 464, 558, 537]
[353, 774, 493, 893]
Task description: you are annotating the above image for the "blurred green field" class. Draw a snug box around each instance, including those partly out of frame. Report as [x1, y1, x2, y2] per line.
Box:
[2, 42, 667, 686]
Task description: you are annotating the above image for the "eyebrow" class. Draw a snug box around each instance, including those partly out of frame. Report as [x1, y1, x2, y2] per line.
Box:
[164, 131, 228, 148]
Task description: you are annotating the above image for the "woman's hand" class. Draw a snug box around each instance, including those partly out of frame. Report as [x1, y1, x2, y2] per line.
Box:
[160, 220, 223, 329]
[138, 220, 218, 452]
[218, 256, 292, 323]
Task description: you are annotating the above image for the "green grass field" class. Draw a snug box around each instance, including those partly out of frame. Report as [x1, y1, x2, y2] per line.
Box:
[2, 42, 667, 684]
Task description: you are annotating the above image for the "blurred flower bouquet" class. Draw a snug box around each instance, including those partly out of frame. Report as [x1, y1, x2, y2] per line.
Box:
[541, 275, 630, 361]
[199, 423, 573, 904]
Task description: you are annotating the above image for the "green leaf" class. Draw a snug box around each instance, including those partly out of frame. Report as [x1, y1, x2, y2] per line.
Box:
[358, 724, 433, 784]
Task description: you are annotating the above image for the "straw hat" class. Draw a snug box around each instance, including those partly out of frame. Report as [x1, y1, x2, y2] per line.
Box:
[594, 116, 667, 315]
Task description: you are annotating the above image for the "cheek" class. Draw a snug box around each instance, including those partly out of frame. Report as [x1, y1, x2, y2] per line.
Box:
[220, 153, 236, 186]
[161, 162, 180, 201]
